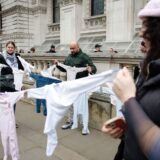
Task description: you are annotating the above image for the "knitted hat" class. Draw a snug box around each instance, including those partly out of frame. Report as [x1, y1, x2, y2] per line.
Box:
[138, 0, 160, 18]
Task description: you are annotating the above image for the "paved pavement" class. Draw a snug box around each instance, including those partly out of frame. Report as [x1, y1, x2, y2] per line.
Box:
[0, 101, 120, 160]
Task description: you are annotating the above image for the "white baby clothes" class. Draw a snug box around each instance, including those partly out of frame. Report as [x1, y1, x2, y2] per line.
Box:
[57, 63, 87, 80]
[40, 65, 56, 78]
[103, 83, 123, 117]
[58, 63, 89, 132]
[0, 91, 24, 160]
[71, 93, 89, 134]
[17, 56, 34, 74]
[27, 69, 117, 156]
[12, 68, 24, 91]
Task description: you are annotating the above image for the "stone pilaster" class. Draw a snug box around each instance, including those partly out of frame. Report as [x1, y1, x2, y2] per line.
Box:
[60, 0, 82, 44]
[46, 0, 53, 25]
[106, 0, 134, 42]
[32, 1, 47, 46]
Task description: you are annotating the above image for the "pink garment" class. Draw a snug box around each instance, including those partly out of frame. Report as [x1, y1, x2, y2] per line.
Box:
[0, 91, 24, 160]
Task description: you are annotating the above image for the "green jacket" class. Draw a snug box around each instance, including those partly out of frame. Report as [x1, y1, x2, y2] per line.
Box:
[61, 49, 97, 79]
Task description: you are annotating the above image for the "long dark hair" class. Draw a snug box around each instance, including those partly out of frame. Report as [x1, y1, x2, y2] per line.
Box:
[142, 17, 160, 76]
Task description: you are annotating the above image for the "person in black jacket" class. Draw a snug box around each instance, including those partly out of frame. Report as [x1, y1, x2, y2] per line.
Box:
[1, 41, 24, 128]
[0, 54, 15, 92]
[46, 45, 56, 53]
[102, 0, 160, 160]
[54, 41, 97, 134]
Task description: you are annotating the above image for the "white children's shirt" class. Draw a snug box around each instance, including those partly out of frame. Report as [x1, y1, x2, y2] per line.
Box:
[57, 63, 87, 80]
[27, 70, 117, 156]
[0, 91, 24, 160]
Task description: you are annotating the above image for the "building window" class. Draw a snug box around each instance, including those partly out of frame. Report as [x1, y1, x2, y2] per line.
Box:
[91, 0, 104, 16]
[53, 0, 60, 23]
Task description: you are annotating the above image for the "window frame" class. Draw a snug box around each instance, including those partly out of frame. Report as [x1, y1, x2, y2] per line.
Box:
[91, 0, 104, 16]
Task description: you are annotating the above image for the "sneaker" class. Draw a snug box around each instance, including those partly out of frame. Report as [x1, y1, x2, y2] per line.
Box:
[61, 122, 73, 130]
[82, 128, 89, 135]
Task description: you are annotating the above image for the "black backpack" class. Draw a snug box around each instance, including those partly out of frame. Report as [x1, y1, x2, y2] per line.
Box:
[0, 54, 16, 92]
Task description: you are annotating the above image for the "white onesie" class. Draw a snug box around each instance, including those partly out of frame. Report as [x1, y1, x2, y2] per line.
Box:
[58, 63, 89, 132]
[27, 69, 117, 156]
[13, 68, 24, 91]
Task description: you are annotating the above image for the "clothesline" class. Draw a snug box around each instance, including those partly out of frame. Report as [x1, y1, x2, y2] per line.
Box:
[0, 66, 121, 160]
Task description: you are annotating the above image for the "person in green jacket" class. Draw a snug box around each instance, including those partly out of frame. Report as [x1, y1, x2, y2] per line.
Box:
[54, 41, 97, 134]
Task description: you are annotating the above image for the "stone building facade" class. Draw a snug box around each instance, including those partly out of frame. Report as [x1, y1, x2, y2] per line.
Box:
[0, 0, 148, 54]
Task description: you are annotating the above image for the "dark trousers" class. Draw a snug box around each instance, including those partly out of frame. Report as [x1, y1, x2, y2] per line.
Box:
[114, 139, 124, 160]
[36, 99, 47, 116]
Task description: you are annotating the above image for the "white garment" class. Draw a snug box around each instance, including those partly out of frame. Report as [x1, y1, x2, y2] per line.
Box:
[57, 63, 87, 80]
[27, 69, 117, 156]
[71, 93, 89, 134]
[17, 56, 34, 73]
[40, 65, 59, 80]
[12, 68, 24, 91]
[0, 91, 24, 160]
[58, 63, 89, 132]
[102, 83, 123, 117]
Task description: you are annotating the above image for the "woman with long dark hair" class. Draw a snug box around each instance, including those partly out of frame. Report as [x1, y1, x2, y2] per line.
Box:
[102, 0, 160, 159]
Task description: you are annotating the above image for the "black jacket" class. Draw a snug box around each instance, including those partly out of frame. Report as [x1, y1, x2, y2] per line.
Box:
[0, 54, 15, 92]
[0, 53, 24, 92]
[123, 59, 160, 160]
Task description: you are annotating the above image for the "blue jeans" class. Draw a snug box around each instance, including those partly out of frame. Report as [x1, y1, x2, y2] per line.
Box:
[36, 99, 47, 116]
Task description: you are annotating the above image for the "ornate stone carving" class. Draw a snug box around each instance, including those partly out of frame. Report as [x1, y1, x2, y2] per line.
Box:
[1, 33, 33, 41]
[84, 15, 106, 29]
[2, 5, 34, 17]
[48, 23, 60, 33]
[60, 0, 82, 7]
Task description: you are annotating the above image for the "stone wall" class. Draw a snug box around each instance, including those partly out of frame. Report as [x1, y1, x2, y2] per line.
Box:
[21, 53, 143, 130]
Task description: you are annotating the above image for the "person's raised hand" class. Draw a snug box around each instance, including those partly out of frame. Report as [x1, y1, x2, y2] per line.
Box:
[86, 64, 92, 73]
[52, 59, 59, 65]
[112, 67, 136, 103]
